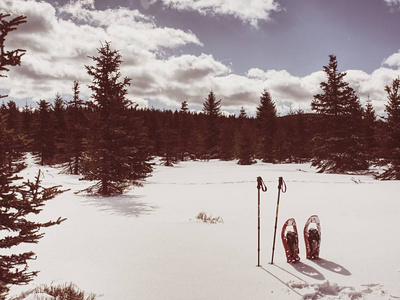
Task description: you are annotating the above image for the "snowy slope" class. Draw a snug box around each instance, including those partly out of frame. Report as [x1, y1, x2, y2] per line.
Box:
[8, 156, 400, 299]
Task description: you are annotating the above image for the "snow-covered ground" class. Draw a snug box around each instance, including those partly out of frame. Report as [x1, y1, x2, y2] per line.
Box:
[8, 156, 400, 299]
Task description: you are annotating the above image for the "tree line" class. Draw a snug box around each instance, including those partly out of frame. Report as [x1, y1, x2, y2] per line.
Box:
[1, 53, 400, 181]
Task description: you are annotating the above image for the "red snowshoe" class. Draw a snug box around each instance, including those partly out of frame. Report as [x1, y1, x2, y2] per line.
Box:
[304, 215, 321, 259]
[281, 218, 300, 263]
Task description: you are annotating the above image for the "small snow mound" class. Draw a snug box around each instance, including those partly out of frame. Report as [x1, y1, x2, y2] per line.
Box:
[289, 281, 391, 299]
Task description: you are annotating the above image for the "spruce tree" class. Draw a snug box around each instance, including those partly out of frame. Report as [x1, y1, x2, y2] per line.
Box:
[377, 78, 400, 179]
[65, 80, 86, 174]
[180, 100, 189, 112]
[256, 90, 277, 163]
[82, 42, 152, 195]
[239, 106, 247, 118]
[178, 101, 192, 160]
[363, 100, 377, 162]
[202, 91, 221, 158]
[0, 14, 26, 99]
[5, 101, 21, 132]
[0, 147, 65, 297]
[53, 94, 67, 163]
[21, 103, 33, 133]
[292, 109, 309, 163]
[160, 110, 179, 166]
[33, 100, 56, 165]
[219, 116, 235, 161]
[311, 55, 368, 173]
[0, 15, 65, 296]
[237, 109, 255, 165]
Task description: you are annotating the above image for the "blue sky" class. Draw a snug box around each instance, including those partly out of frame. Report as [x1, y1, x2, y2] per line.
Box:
[134, 0, 400, 76]
[1, 0, 400, 115]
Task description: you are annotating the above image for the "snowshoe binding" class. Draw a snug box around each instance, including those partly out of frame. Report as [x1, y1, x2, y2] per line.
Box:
[304, 215, 321, 259]
[281, 218, 300, 263]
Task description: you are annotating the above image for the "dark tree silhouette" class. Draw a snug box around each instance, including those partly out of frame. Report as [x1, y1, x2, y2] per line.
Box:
[239, 106, 247, 118]
[237, 110, 256, 165]
[256, 89, 277, 163]
[0, 13, 26, 98]
[64, 80, 87, 174]
[202, 91, 221, 158]
[53, 93, 67, 163]
[178, 101, 192, 160]
[377, 78, 400, 179]
[363, 99, 377, 162]
[0, 147, 65, 297]
[160, 110, 179, 166]
[311, 55, 368, 173]
[219, 116, 235, 161]
[82, 42, 152, 195]
[0, 15, 65, 297]
[33, 100, 56, 165]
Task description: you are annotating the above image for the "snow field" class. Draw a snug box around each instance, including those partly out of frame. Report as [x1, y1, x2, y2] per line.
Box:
[8, 158, 400, 299]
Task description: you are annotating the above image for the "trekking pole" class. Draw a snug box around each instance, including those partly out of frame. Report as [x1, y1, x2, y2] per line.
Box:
[270, 176, 287, 265]
[256, 176, 267, 267]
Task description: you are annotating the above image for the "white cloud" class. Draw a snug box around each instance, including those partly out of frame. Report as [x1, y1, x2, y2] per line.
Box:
[383, 50, 400, 68]
[157, 0, 280, 27]
[345, 67, 400, 113]
[0, 0, 201, 103]
[123, 53, 231, 107]
[1, 0, 400, 116]
[242, 69, 325, 113]
[384, 0, 400, 7]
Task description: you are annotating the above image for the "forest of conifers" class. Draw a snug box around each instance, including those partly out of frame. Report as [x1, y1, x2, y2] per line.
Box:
[1, 14, 400, 194]
[0, 77, 395, 172]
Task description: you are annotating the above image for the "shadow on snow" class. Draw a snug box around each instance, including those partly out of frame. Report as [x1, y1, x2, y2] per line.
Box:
[311, 258, 351, 276]
[80, 194, 158, 217]
[290, 261, 326, 280]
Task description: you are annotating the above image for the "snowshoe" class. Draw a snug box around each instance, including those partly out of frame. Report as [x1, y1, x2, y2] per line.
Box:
[304, 215, 321, 259]
[281, 218, 300, 263]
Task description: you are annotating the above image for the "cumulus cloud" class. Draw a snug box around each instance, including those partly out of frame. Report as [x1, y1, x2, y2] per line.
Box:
[1, 0, 400, 116]
[383, 50, 400, 68]
[0, 0, 201, 103]
[157, 0, 280, 27]
[384, 0, 400, 7]
[345, 67, 400, 113]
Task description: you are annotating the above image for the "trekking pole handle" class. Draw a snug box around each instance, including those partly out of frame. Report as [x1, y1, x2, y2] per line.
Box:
[257, 176, 267, 192]
[278, 177, 287, 193]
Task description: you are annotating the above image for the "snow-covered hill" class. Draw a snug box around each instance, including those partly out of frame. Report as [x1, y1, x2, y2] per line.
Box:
[9, 157, 400, 299]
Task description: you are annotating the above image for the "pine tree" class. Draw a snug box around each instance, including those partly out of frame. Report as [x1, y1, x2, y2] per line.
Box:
[256, 90, 277, 163]
[0, 14, 26, 99]
[219, 116, 235, 161]
[237, 109, 255, 165]
[202, 91, 221, 158]
[160, 110, 179, 166]
[363, 99, 377, 162]
[33, 100, 56, 165]
[181, 100, 189, 112]
[0, 145, 65, 297]
[178, 101, 192, 160]
[239, 106, 247, 119]
[5, 100, 21, 132]
[377, 78, 400, 179]
[292, 109, 309, 163]
[311, 55, 368, 173]
[0, 15, 65, 296]
[65, 80, 86, 174]
[82, 42, 152, 195]
[53, 94, 67, 163]
[0, 13, 27, 169]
